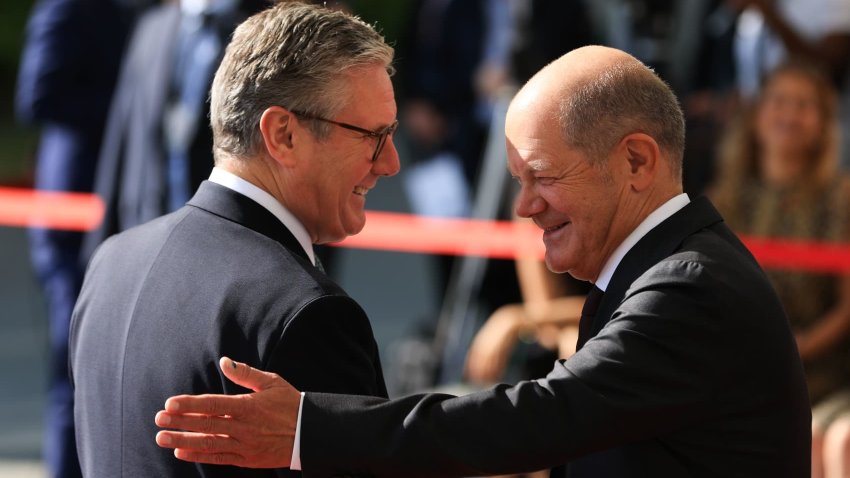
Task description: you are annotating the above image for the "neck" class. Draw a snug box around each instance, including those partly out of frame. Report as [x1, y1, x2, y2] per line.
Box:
[623, 184, 683, 238]
[591, 184, 683, 283]
[760, 151, 807, 187]
[216, 155, 289, 208]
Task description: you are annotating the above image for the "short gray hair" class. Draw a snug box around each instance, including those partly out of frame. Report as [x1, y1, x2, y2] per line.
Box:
[559, 62, 685, 179]
[210, 1, 394, 161]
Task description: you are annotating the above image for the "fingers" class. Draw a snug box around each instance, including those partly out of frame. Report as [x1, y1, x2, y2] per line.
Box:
[174, 448, 247, 466]
[219, 356, 285, 392]
[157, 430, 292, 469]
[164, 393, 243, 417]
[173, 448, 247, 467]
[156, 430, 239, 453]
[156, 431, 251, 466]
[156, 411, 247, 437]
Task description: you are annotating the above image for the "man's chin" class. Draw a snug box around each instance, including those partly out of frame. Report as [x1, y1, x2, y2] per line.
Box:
[543, 255, 568, 274]
[342, 218, 367, 239]
[545, 255, 588, 281]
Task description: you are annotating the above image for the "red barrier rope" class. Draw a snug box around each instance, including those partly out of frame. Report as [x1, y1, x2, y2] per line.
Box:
[335, 211, 545, 260]
[2, 187, 849, 273]
[0, 187, 104, 232]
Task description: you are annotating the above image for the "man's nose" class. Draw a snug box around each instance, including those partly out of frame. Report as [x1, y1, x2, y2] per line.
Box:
[514, 187, 544, 218]
[374, 138, 401, 177]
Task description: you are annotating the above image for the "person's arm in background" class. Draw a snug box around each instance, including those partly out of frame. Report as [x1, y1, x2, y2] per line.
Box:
[796, 275, 850, 360]
[797, 180, 850, 360]
[730, 0, 850, 82]
[465, 217, 583, 383]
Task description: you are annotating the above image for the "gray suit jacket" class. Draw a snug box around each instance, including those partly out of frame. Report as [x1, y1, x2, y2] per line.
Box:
[299, 196, 810, 478]
[70, 181, 387, 477]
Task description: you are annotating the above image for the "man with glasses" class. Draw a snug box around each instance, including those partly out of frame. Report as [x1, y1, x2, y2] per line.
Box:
[69, 3, 398, 476]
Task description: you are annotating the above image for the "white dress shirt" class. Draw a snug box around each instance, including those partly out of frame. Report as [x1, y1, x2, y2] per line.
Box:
[208, 167, 315, 266]
[288, 193, 690, 469]
[594, 193, 690, 292]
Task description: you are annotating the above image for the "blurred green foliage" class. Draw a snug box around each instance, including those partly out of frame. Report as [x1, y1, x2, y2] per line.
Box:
[0, 0, 37, 184]
[348, 0, 412, 48]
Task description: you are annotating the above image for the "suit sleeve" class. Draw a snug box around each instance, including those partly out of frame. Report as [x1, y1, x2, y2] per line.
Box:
[265, 294, 386, 398]
[298, 259, 775, 477]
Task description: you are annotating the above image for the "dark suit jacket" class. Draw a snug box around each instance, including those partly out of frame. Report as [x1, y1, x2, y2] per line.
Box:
[70, 181, 387, 477]
[299, 197, 810, 478]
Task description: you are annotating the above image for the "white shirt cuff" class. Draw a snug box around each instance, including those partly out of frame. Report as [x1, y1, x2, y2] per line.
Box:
[290, 392, 305, 470]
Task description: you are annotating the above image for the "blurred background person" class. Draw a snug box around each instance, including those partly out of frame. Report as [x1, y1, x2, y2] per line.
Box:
[730, 0, 850, 168]
[13, 0, 150, 475]
[709, 60, 850, 478]
[395, 0, 487, 318]
[731, 0, 850, 97]
[399, 0, 485, 210]
[81, 0, 265, 264]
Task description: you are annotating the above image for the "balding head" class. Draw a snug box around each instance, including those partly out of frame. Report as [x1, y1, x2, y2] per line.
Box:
[506, 46, 687, 280]
[510, 46, 685, 180]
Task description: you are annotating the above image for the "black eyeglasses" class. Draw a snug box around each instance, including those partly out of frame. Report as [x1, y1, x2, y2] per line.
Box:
[292, 110, 398, 162]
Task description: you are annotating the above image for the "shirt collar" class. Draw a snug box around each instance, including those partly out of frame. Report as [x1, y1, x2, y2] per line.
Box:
[208, 167, 316, 266]
[594, 193, 690, 291]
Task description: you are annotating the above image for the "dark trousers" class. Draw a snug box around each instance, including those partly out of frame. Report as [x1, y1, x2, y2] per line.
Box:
[30, 228, 83, 478]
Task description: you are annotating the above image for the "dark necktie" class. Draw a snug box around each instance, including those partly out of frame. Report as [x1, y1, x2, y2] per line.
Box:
[577, 286, 604, 350]
[315, 255, 325, 274]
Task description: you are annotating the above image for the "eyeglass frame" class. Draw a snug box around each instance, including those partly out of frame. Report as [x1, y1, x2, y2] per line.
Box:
[290, 109, 398, 162]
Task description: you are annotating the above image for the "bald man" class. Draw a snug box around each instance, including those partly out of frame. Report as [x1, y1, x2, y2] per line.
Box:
[155, 46, 810, 477]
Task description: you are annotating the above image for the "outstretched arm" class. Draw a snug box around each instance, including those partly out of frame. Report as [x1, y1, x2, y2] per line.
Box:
[155, 357, 300, 468]
[731, 0, 850, 80]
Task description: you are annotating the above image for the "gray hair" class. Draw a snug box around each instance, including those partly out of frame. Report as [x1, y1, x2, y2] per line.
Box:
[210, 1, 394, 161]
[559, 62, 685, 179]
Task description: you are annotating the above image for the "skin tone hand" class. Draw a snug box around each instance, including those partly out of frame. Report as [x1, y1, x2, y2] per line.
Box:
[155, 357, 300, 468]
[465, 304, 526, 383]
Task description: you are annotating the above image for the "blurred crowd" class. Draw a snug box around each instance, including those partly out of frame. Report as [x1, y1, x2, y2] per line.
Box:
[12, 0, 850, 477]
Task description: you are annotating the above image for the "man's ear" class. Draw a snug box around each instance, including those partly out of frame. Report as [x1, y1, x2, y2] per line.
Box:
[259, 106, 298, 167]
[616, 132, 661, 192]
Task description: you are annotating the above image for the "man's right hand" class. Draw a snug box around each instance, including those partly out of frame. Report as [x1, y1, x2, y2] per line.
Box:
[155, 357, 300, 468]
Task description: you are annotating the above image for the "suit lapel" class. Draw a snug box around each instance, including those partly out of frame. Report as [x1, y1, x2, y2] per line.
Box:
[591, 196, 725, 338]
[186, 181, 311, 263]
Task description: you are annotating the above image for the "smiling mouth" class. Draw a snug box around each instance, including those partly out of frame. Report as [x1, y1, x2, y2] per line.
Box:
[353, 186, 369, 197]
[544, 222, 569, 232]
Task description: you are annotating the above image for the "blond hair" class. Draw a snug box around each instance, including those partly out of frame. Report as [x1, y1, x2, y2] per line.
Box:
[711, 60, 839, 224]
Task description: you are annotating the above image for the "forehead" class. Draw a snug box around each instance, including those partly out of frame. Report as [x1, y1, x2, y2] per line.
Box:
[763, 72, 819, 98]
[341, 65, 397, 122]
[505, 107, 573, 173]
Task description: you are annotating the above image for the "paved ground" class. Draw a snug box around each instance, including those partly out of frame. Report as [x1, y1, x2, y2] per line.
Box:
[0, 154, 443, 477]
[0, 226, 48, 476]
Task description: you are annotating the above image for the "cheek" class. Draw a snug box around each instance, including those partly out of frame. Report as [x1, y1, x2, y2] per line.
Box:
[800, 113, 824, 138]
[754, 110, 773, 138]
